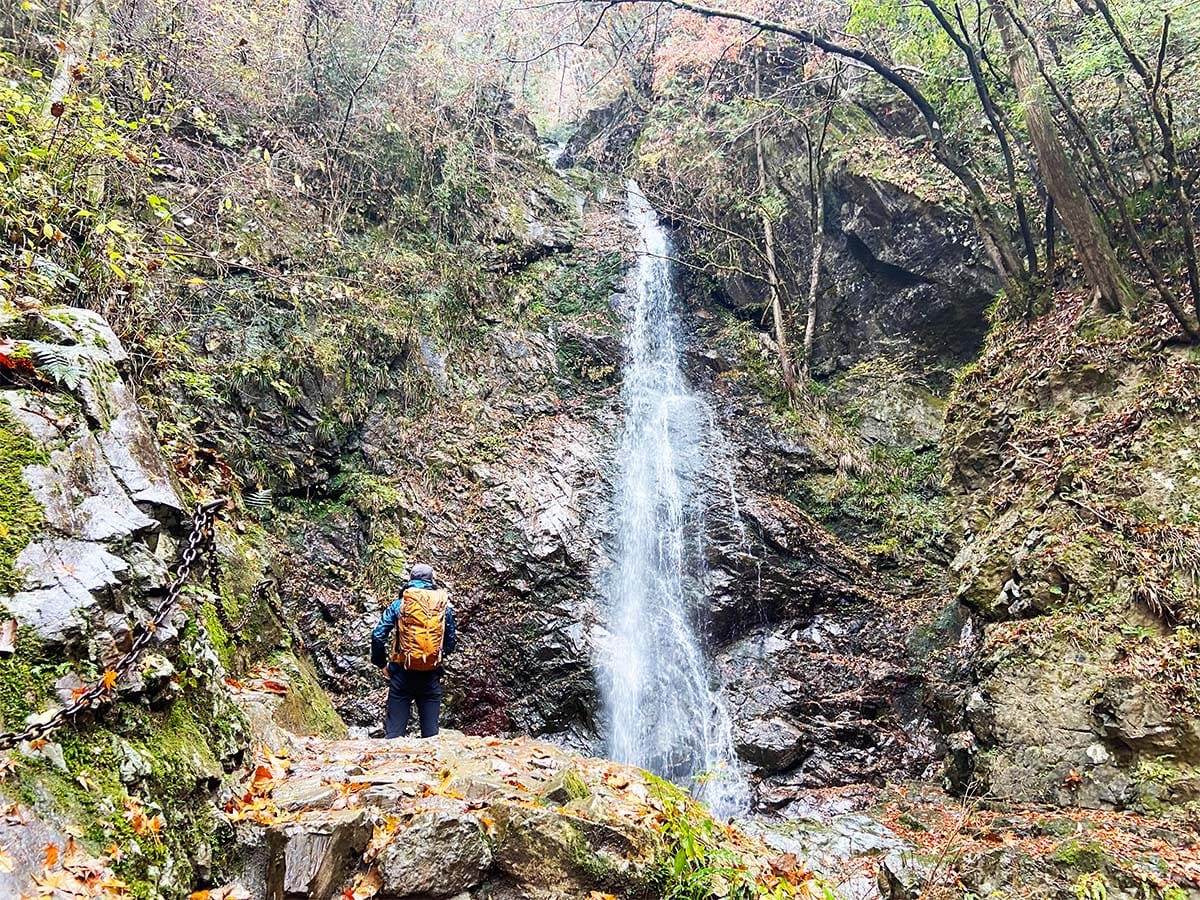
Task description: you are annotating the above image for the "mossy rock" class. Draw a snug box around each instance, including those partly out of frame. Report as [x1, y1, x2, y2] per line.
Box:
[0, 399, 48, 594]
[1050, 838, 1110, 871]
[268, 652, 348, 739]
[3, 695, 242, 899]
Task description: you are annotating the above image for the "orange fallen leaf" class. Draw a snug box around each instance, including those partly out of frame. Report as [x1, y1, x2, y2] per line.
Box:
[258, 680, 289, 695]
[43, 842, 59, 867]
[605, 773, 630, 790]
[100, 669, 119, 692]
[343, 869, 382, 900]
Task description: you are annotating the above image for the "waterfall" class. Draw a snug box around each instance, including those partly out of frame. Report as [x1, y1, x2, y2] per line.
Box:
[597, 182, 749, 817]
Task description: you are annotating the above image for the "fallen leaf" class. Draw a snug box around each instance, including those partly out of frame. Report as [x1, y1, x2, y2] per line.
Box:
[343, 869, 382, 900]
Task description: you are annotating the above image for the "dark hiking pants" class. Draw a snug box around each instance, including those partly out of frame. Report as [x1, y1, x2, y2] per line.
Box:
[384, 665, 442, 738]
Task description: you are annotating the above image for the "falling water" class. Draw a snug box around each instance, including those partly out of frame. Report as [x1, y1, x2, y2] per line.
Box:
[598, 182, 749, 817]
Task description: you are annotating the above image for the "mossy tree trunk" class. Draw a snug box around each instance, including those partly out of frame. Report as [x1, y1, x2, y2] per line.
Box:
[990, 0, 1136, 314]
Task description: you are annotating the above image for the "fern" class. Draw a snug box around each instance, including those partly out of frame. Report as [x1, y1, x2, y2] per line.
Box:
[32, 344, 83, 391]
[243, 488, 273, 514]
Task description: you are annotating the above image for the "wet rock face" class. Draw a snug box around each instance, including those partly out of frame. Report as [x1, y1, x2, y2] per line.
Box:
[376, 811, 493, 897]
[678, 318, 947, 804]
[1, 308, 183, 651]
[814, 170, 1000, 375]
[717, 613, 936, 806]
[274, 322, 615, 745]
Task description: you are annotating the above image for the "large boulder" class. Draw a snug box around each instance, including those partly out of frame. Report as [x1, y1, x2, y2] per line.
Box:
[376, 811, 492, 897]
[2, 307, 184, 651]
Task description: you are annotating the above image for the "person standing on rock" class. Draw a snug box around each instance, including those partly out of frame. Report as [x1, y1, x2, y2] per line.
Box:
[371, 563, 457, 738]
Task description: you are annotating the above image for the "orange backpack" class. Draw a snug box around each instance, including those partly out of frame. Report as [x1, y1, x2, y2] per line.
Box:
[390, 587, 449, 671]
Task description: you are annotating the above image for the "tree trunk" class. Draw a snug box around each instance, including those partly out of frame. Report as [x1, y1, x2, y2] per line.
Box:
[921, 0, 1038, 278]
[991, 0, 1136, 314]
[46, 0, 103, 114]
[47, 0, 108, 206]
[1045, 195, 1056, 289]
[802, 164, 825, 380]
[754, 57, 797, 406]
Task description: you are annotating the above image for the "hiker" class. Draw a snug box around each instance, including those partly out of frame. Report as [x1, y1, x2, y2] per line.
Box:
[370, 563, 457, 738]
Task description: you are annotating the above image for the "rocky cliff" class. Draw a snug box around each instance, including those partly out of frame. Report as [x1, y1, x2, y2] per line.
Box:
[0, 306, 270, 896]
[941, 297, 1200, 811]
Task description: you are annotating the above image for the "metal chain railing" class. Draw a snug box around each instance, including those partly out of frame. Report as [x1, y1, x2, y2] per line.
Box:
[0, 498, 227, 752]
[200, 524, 281, 635]
[216, 576, 279, 635]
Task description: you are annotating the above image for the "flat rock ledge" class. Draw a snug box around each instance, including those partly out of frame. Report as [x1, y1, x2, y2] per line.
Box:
[225, 731, 808, 900]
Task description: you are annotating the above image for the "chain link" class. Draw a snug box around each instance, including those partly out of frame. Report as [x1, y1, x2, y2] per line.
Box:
[0, 499, 227, 752]
[216, 577, 278, 635]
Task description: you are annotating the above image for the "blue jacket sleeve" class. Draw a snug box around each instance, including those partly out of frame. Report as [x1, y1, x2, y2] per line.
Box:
[371, 601, 400, 668]
[444, 606, 457, 655]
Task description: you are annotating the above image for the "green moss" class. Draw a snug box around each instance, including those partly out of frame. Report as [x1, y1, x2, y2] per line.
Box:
[507, 251, 622, 326]
[1051, 839, 1110, 871]
[0, 403, 48, 593]
[200, 600, 234, 670]
[268, 651, 348, 738]
[0, 628, 72, 731]
[1, 679, 245, 900]
[562, 768, 590, 802]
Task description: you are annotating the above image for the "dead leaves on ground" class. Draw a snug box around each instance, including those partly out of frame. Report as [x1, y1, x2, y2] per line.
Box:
[227, 735, 820, 897]
[121, 798, 164, 841]
[223, 749, 292, 825]
[224, 666, 291, 698]
[882, 795, 1200, 892]
[341, 869, 381, 900]
[7, 836, 134, 899]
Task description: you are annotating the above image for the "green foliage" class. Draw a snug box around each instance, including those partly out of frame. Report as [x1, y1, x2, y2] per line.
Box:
[1072, 871, 1108, 900]
[718, 315, 790, 412]
[513, 252, 622, 324]
[0, 55, 180, 322]
[330, 469, 403, 517]
[647, 776, 813, 900]
[30, 344, 83, 390]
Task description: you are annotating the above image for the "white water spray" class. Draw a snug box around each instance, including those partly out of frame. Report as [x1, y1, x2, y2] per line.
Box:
[598, 183, 748, 817]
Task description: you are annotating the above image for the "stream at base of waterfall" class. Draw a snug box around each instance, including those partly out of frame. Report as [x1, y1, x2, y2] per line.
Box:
[596, 182, 750, 818]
